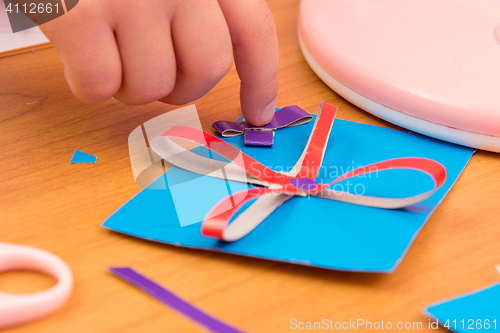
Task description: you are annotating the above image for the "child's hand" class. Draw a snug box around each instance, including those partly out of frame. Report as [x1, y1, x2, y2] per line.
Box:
[40, 0, 278, 125]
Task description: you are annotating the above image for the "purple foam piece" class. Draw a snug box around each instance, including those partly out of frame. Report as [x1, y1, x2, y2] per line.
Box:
[109, 267, 245, 333]
[244, 129, 274, 146]
[289, 178, 319, 192]
[212, 105, 313, 147]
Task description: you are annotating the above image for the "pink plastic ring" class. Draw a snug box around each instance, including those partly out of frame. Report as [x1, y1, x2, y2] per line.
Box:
[0, 243, 73, 329]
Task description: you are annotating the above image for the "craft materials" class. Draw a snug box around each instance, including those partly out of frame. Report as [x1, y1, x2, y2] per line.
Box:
[109, 267, 244, 333]
[424, 266, 500, 332]
[70, 150, 96, 163]
[213, 105, 313, 147]
[103, 104, 474, 272]
[153, 103, 446, 241]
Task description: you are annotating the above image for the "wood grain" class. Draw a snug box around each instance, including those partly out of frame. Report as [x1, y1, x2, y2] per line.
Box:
[1, 0, 500, 332]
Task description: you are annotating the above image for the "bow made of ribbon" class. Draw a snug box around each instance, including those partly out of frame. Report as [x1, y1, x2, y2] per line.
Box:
[212, 105, 313, 146]
[150, 103, 447, 242]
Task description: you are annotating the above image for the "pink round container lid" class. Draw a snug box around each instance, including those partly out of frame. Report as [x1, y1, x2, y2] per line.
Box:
[299, 0, 500, 137]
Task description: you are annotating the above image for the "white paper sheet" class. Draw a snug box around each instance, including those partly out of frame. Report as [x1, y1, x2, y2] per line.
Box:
[0, 1, 49, 54]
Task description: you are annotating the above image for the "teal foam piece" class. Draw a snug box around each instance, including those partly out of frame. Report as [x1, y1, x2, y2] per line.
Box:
[70, 150, 97, 163]
[424, 281, 500, 332]
[103, 116, 474, 272]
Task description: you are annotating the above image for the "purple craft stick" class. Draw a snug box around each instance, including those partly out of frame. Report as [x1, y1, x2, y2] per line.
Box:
[109, 267, 245, 333]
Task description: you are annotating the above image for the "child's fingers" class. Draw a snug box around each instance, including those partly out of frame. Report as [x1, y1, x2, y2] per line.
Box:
[39, 5, 122, 103]
[218, 0, 279, 126]
[41, 0, 278, 113]
[112, 2, 177, 105]
[160, 0, 233, 105]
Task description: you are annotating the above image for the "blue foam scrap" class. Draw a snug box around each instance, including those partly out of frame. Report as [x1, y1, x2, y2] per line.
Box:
[424, 280, 500, 332]
[70, 149, 97, 163]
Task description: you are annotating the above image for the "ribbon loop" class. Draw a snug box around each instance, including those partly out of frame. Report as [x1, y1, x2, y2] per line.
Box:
[202, 188, 293, 241]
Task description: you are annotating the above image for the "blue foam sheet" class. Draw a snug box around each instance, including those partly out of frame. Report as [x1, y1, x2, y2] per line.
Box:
[103, 116, 474, 272]
[424, 281, 500, 332]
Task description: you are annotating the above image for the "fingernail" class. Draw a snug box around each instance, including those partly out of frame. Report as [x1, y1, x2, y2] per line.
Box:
[259, 98, 276, 125]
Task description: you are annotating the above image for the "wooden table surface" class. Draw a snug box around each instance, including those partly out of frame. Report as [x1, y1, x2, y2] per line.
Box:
[2, 1, 500, 332]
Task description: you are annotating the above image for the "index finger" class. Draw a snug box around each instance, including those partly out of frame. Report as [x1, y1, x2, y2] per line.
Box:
[218, 0, 279, 126]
